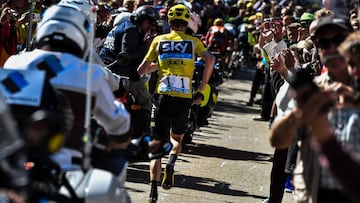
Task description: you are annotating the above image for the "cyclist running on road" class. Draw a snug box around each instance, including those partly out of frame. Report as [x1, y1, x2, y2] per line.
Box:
[137, 4, 215, 202]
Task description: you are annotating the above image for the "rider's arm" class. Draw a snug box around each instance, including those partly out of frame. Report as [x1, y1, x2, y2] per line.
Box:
[137, 36, 159, 76]
[198, 51, 215, 92]
[93, 78, 131, 136]
[137, 60, 158, 75]
[102, 67, 121, 91]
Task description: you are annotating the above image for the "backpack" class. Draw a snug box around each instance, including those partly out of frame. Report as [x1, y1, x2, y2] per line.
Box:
[207, 27, 228, 54]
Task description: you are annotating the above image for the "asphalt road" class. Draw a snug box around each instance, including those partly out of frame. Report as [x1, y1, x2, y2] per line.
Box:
[126, 66, 293, 203]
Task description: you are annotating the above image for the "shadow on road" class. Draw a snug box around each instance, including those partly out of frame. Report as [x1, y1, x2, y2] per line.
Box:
[126, 163, 268, 201]
[230, 66, 256, 81]
[182, 142, 272, 162]
[214, 100, 260, 114]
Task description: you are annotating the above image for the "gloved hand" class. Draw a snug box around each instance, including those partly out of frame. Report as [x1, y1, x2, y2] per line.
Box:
[193, 91, 204, 105]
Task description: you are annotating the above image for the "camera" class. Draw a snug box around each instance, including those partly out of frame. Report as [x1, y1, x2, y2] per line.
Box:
[288, 68, 318, 93]
[288, 68, 335, 113]
[300, 60, 320, 77]
[10, 9, 19, 19]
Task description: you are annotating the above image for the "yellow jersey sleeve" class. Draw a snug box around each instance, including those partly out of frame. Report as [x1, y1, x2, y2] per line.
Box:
[193, 37, 207, 56]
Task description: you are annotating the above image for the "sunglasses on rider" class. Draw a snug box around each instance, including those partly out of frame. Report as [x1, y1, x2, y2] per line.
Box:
[315, 35, 346, 49]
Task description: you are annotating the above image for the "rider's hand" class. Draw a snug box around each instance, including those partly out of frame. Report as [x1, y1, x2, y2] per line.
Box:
[1, 7, 12, 24]
[193, 91, 204, 105]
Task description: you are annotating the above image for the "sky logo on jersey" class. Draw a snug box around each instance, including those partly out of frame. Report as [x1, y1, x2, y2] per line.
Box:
[159, 40, 193, 60]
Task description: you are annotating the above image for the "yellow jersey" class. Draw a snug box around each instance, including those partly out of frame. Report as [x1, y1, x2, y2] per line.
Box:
[144, 30, 207, 98]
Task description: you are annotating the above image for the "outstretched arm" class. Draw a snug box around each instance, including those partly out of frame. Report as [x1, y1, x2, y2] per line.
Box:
[192, 51, 215, 105]
[137, 60, 158, 76]
[198, 51, 215, 91]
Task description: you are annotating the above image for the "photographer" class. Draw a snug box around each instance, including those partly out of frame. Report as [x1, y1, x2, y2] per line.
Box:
[268, 14, 357, 203]
[0, 6, 17, 65]
[300, 29, 360, 203]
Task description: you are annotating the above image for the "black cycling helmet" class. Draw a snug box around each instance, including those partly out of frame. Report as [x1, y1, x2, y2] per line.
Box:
[131, 5, 160, 25]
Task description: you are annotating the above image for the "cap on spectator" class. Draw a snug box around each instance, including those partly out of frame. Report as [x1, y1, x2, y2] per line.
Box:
[228, 17, 236, 23]
[297, 38, 313, 51]
[309, 14, 349, 37]
[300, 12, 314, 21]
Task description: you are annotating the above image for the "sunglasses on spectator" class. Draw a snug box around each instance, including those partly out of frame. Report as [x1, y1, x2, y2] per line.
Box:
[300, 21, 311, 28]
[315, 35, 346, 49]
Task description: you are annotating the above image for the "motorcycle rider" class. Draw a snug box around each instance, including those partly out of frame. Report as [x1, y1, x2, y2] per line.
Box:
[99, 5, 160, 139]
[137, 4, 215, 202]
[99, 5, 159, 79]
[3, 4, 131, 170]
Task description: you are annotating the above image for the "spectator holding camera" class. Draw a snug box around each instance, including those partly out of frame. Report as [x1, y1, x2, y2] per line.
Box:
[294, 29, 360, 203]
[268, 14, 357, 203]
[0, 5, 17, 65]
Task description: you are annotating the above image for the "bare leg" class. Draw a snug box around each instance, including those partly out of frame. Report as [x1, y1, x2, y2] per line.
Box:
[161, 132, 184, 190]
[150, 158, 162, 181]
[169, 132, 184, 156]
[149, 158, 162, 202]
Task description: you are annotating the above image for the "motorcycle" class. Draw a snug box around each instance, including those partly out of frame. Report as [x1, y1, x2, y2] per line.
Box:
[0, 68, 172, 203]
[0, 123, 171, 203]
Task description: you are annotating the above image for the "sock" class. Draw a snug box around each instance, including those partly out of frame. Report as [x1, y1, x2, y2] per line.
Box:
[150, 180, 158, 198]
[168, 154, 177, 165]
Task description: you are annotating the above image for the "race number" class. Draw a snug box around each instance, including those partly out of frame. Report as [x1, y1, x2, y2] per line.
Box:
[159, 75, 190, 94]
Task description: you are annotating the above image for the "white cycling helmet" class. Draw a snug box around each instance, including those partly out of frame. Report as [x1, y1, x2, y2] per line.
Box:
[58, 0, 97, 23]
[36, 5, 91, 57]
[113, 11, 131, 27]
